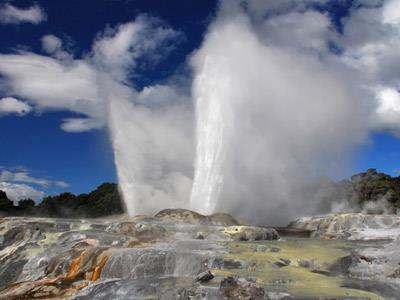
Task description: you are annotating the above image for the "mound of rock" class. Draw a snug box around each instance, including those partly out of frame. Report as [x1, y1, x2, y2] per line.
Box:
[223, 226, 279, 241]
[289, 213, 400, 240]
[154, 208, 240, 226]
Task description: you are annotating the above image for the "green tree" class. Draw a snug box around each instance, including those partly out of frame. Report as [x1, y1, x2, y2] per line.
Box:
[18, 198, 36, 210]
[0, 190, 14, 212]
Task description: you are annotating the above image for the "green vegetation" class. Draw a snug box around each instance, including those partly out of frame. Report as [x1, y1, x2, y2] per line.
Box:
[0, 183, 124, 218]
[330, 169, 400, 211]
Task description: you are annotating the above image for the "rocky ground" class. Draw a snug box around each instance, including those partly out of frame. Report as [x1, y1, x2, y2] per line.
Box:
[0, 209, 399, 299]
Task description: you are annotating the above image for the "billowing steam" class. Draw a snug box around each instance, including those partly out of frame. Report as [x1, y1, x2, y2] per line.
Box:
[190, 3, 369, 223]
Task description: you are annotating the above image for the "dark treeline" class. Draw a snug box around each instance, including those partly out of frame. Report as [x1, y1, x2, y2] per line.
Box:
[328, 169, 400, 211]
[0, 183, 124, 218]
[1, 169, 399, 218]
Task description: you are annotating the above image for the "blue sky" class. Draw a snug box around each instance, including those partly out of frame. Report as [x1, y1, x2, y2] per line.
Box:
[0, 0, 399, 203]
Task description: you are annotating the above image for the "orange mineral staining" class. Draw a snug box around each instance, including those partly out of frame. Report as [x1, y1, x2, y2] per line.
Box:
[91, 256, 109, 282]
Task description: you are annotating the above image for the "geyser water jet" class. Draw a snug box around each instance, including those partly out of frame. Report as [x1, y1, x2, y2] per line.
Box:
[189, 4, 369, 224]
[190, 54, 233, 215]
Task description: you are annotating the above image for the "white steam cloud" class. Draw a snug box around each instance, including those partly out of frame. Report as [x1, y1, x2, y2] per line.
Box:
[190, 3, 368, 223]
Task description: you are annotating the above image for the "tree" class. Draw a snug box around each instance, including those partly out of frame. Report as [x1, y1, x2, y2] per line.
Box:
[18, 199, 36, 210]
[0, 190, 14, 212]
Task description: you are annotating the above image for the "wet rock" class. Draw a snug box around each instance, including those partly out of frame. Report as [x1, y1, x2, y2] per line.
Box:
[267, 292, 293, 300]
[311, 269, 333, 276]
[329, 255, 359, 275]
[0, 259, 27, 288]
[220, 277, 265, 299]
[154, 209, 239, 226]
[274, 258, 291, 268]
[269, 246, 281, 252]
[205, 213, 240, 226]
[195, 232, 205, 240]
[298, 259, 312, 268]
[289, 213, 400, 241]
[101, 247, 211, 279]
[155, 209, 207, 224]
[0, 214, 389, 299]
[107, 222, 166, 241]
[223, 226, 279, 241]
[389, 268, 400, 278]
[195, 270, 214, 282]
[213, 258, 242, 270]
[68, 277, 221, 300]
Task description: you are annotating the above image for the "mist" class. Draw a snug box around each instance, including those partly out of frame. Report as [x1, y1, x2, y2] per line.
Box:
[190, 1, 370, 224]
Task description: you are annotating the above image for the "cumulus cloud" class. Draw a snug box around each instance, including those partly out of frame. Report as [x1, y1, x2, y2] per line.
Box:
[260, 10, 333, 52]
[41, 34, 72, 60]
[42, 35, 62, 54]
[0, 53, 104, 131]
[0, 3, 46, 25]
[336, 0, 400, 135]
[0, 182, 44, 203]
[0, 168, 69, 189]
[0, 97, 32, 116]
[0, 182, 44, 202]
[373, 87, 400, 136]
[91, 15, 181, 81]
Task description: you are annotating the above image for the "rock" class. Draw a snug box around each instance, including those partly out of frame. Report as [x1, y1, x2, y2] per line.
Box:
[267, 292, 293, 300]
[108, 222, 166, 242]
[298, 259, 312, 268]
[269, 246, 281, 252]
[195, 232, 205, 240]
[223, 226, 279, 241]
[329, 255, 359, 275]
[289, 213, 400, 241]
[154, 209, 239, 226]
[154, 209, 207, 225]
[195, 270, 214, 282]
[220, 277, 265, 299]
[274, 258, 291, 268]
[205, 213, 240, 226]
[0, 214, 390, 299]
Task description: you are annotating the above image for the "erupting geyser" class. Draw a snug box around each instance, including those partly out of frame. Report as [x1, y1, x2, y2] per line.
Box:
[107, 1, 372, 224]
[190, 54, 232, 215]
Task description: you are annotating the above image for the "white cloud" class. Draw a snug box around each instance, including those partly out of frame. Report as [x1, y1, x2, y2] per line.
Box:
[261, 10, 332, 52]
[0, 15, 181, 132]
[234, 0, 328, 19]
[0, 97, 32, 116]
[42, 35, 62, 54]
[335, 0, 400, 135]
[0, 168, 69, 189]
[91, 15, 181, 81]
[383, 0, 400, 25]
[0, 53, 104, 131]
[374, 87, 400, 136]
[0, 182, 44, 202]
[0, 3, 46, 25]
[0, 170, 49, 187]
[55, 181, 69, 188]
[41, 34, 72, 60]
